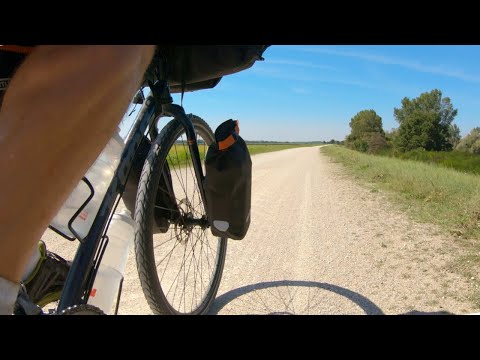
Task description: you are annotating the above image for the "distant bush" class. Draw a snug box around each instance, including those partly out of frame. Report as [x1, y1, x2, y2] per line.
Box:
[366, 132, 389, 154]
[456, 127, 480, 155]
[345, 110, 387, 154]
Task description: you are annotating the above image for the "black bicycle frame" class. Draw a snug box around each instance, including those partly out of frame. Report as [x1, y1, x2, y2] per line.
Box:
[57, 84, 208, 312]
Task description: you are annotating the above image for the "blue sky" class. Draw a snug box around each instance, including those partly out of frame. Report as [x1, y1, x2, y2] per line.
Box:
[163, 45, 480, 142]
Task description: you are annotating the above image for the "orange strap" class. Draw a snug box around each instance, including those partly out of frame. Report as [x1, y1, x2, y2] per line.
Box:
[0, 45, 35, 55]
[218, 120, 240, 151]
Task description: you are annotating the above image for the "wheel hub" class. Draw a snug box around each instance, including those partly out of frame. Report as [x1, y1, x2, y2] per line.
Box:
[174, 198, 196, 244]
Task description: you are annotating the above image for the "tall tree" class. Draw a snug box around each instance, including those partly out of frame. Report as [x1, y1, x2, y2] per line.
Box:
[349, 110, 384, 138]
[393, 89, 458, 152]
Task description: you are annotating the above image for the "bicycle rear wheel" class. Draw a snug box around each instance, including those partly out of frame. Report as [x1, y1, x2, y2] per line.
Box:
[134, 114, 227, 315]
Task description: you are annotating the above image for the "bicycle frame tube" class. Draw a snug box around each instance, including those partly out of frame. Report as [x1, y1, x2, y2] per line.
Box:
[58, 97, 156, 312]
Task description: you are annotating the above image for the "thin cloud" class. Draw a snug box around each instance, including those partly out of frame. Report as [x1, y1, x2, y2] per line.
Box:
[252, 65, 378, 89]
[297, 46, 480, 83]
[268, 59, 336, 70]
[250, 66, 316, 82]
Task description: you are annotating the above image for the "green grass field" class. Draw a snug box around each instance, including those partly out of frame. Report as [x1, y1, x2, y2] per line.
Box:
[165, 143, 315, 167]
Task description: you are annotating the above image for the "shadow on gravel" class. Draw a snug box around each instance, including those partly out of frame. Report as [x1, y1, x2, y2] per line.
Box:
[208, 280, 384, 315]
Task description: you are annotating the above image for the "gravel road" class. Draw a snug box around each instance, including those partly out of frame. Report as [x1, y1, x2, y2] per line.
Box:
[43, 146, 477, 315]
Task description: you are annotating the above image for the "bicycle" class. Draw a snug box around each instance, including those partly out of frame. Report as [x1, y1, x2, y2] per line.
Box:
[15, 53, 229, 315]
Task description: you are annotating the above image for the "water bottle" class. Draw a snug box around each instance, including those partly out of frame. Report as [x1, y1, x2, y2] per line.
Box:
[87, 209, 135, 314]
[49, 129, 125, 239]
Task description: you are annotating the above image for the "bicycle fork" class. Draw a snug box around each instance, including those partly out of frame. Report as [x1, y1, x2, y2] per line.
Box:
[162, 103, 209, 211]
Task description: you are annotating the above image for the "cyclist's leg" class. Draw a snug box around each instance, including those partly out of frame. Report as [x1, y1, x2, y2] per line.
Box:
[0, 45, 155, 313]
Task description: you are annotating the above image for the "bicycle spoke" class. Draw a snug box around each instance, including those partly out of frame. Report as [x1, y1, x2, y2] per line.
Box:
[182, 241, 186, 313]
[181, 135, 196, 188]
[196, 229, 218, 268]
[195, 229, 210, 292]
[154, 205, 177, 213]
[199, 229, 204, 301]
[156, 182, 185, 209]
[193, 229, 211, 270]
[168, 231, 190, 308]
[169, 239, 188, 309]
[194, 232, 208, 308]
[167, 229, 210, 310]
[192, 229, 208, 307]
[192, 199, 204, 217]
[153, 233, 178, 250]
[156, 230, 184, 275]
[182, 236, 201, 310]
[168, 152, 188, 200]
[170, 147, 189, 199]
[190, 240, 201, 310]
[199, 229, 216, 288]
[165, 233, 200, 302]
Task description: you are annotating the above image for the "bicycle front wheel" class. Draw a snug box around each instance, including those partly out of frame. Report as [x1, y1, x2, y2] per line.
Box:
[134, 115, 227, 315]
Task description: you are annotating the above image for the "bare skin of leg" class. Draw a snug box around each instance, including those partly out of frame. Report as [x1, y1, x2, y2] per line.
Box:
[0, 45, 155, 283]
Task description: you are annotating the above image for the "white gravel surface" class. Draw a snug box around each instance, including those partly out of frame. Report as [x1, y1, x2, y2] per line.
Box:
[43, 146, 478, 315]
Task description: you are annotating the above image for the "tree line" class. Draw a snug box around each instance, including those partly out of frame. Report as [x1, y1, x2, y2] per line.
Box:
[345, 89, 480, 155]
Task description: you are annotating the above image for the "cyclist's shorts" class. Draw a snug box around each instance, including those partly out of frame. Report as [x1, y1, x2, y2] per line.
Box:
[0, 45, 35, 106]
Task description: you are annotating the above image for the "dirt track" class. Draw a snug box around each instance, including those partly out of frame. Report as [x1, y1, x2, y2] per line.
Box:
[43, 146, 477, 314]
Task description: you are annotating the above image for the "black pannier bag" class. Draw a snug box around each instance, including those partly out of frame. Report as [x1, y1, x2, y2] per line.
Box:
[148, 45, 269, 93]
[204, 120, 252, 240]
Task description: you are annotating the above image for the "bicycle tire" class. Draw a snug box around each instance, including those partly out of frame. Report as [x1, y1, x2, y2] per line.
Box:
[134, 114, 227, 315]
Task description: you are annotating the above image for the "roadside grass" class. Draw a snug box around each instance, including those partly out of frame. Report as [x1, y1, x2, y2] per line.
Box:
[321, 145, 480, 306]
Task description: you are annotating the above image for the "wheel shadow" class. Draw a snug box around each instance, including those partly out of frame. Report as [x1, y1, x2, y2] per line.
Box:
[208, 280, 384, 315]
